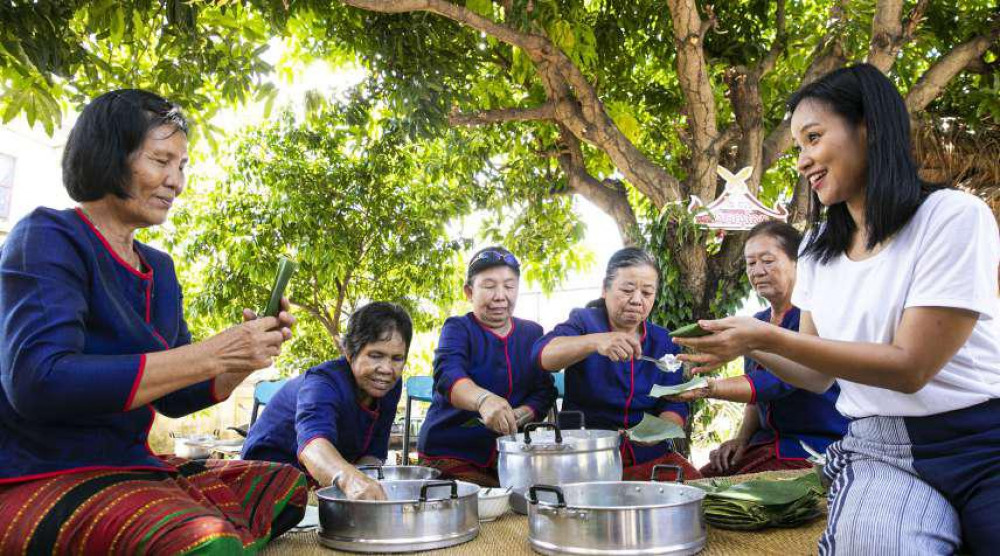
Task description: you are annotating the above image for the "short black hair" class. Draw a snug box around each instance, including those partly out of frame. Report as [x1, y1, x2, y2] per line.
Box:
[62, 89, 188, 202]
[341, 302, 413, 361]
[465, 245, 520, 286]
[588, 247, 660, 311]
[787, 64, 944, 263]
[746, 221, 803, 262]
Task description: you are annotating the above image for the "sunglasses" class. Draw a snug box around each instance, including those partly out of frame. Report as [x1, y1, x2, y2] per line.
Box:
[469, 250, 520, 271]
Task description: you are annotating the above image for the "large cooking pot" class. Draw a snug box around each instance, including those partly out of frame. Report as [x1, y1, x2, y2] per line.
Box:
[317, 479, 480, 553]
[527, 465, 706, 556]
[498, 417, 622, 515]
[358, 465, 441, 481]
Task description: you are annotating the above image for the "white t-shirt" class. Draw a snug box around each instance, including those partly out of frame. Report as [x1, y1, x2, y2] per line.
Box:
[792, 189, 1000, 418]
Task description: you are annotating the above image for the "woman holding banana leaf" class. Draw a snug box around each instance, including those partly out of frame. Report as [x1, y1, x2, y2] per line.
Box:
[0, 90, 306, 554]
[533, 247, 701, 481]
[676, 64, 1000, 554]
[667, 221, 848, 477]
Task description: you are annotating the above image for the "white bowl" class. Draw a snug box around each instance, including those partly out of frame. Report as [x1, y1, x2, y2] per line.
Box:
[477, 488, 511, 522]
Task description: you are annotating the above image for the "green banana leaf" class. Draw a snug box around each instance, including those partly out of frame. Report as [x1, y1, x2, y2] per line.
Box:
[695, 473, 825, 530]
[625, 413, 686, 443]
[649, 376, 709, 397]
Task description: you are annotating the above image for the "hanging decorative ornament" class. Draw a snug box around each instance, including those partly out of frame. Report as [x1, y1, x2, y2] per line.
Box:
[687, 166, 789, 231]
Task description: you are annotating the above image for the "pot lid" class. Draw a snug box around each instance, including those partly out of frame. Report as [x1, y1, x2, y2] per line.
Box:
[496, 424, 621, 453]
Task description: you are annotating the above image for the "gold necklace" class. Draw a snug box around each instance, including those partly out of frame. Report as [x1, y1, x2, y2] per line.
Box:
[79, 206, 141, 270]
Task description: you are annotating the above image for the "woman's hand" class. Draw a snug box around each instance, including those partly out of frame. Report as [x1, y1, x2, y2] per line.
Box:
[337, 468, 388, 501]
[660, 379, 714, 403]
[593, 332, 643, 362]
[242, 297, 296, 337]
[479, 395, 519, 436]
[674, 317, 771, 373]
[708, 437, 749, 474]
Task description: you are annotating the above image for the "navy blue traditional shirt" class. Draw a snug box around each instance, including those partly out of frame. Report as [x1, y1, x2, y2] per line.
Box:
[0, 208, 219, 482]
[418, 314, 556, 466]
[744, 307, 848, 459]
[532, 307, 688, 465]
[242, 357, 401, 470]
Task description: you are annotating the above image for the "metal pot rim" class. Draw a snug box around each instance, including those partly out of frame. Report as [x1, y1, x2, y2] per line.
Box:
[529, 481, 706, 511]
[497, 428, 621, 452]
[317, 479, 480, 505]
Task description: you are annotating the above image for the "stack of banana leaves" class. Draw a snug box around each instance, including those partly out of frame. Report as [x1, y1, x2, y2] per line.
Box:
[691, 472, 826, 530]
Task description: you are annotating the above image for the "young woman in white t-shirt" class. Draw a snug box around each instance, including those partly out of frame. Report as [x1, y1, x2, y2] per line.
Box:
[675, 63, 1000, 555]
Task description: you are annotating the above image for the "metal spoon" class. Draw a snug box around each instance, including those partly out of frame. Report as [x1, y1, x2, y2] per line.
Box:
[639, 355, 682, 373]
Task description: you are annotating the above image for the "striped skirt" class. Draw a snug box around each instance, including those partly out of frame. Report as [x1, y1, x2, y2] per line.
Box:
[0, 457, 307, 555]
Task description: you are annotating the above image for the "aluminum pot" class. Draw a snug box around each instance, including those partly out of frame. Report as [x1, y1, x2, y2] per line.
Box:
[498, 418, 622, 515]
[172, 435, 214, 459]
[317, 479, 480, 553]
[527, 465, 706, 556]
[358, 465, 441, 481]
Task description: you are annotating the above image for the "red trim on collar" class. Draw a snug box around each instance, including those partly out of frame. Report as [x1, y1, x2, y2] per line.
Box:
[74, 208, 151, 280]
[471, 313, 515, 340]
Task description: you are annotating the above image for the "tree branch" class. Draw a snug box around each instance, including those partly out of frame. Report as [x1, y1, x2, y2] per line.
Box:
[867, 0, 904, 73]
[555, 125, 639, 243]
[757, 0, 787, 77]
[342, 0, 682, 210]
[905, 31, 999, 113]
[448, 102, 558, 126]
[666, 0, 720, 199]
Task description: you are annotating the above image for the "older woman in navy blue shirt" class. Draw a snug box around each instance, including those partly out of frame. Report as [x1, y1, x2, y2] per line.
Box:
[666, 222, 847, 477]
[417, 247, 556, 486]
[243, 302, 412, 501]
[533, 247, 701, 481]
[0, 89, 304, 554]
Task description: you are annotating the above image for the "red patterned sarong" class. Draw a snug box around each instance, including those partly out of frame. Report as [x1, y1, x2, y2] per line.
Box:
[698, 442, 812, 478]
[0, 457, 307, 555]
[622, 449, 703, 482]
[417, 456, 500, 487]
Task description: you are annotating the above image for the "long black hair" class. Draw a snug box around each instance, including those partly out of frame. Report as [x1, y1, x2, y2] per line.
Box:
[788, 64, 944, 263]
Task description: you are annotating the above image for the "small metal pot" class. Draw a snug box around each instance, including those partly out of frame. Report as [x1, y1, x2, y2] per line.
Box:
[527, 465, 706, 556]
[498, 417, 622, 514]
[172, 435, 213, 459]
[358, 465, 441, 481]
[317, 479, 480, 553]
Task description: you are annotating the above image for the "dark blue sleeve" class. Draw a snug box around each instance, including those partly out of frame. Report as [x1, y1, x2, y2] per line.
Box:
[530, 309, 588, 370]
[295, 372, 340, 455]
[520, 328, 557, 418]
[746, 366, 798, 403]
[151, 285, 218, 418]
[0, 217, 143, 421]
[432, 319, 473, 400]
[365, 387, 401, 461]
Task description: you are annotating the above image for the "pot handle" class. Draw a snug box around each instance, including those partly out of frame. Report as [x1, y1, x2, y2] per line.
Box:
[357, 465, 384, 480]
[528, 484, 566, 508]
[651, 464, 684, 483]
[557, 410, 586, 429]
[418, 480, 458, 502]
[523, 422, 562, 445]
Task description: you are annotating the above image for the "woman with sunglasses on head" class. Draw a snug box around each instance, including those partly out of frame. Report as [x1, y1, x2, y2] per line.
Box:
[417, 247, 557, 486]
[676, 64, 1000, 554]
[532, 247, 702, 481]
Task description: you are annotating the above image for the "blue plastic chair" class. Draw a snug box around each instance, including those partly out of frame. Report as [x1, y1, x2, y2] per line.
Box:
[551, 372, 566, 421]
[250, 378, 289, 426]
[402, 376, 434, 464]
